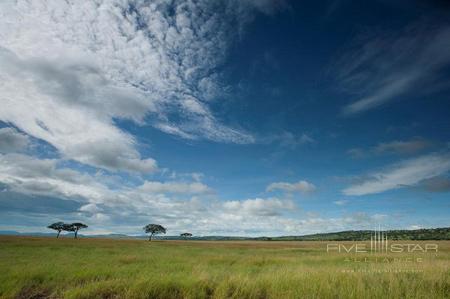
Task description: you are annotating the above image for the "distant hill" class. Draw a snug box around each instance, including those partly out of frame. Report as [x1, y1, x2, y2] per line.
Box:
[259, 227, 450, 241]
[1, 227, 449, 241]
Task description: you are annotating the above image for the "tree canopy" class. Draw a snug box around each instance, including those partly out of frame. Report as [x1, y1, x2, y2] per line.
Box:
[180, 232, 193, 239]
[62, 222, 88, 239]
[143, 224, 166, 241]
[47, 222, 88, 239]
[47, 222, 65, 238]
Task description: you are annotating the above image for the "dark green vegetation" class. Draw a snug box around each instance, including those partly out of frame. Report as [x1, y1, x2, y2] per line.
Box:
[150, 227, 450, 241]
[0, 236, 449, 298]
[267, 227, 450, 241]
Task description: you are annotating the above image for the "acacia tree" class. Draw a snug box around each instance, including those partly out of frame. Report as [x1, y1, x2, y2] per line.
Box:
[63, 222, 88, 239]
[143, 224, 166, 241]
[47, 222, 65, 238]
[180, 232, 192, 240]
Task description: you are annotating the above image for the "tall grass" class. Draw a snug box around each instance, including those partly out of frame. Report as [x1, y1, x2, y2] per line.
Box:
[0, 237, 449, 298]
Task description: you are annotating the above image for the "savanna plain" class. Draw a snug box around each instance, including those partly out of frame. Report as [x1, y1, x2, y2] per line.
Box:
[0, 236, 449, 299]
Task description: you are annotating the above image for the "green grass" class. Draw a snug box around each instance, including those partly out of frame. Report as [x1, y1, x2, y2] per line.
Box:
[0, 236, 449, 298]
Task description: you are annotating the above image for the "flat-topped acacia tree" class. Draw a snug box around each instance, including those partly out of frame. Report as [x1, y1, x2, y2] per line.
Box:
[63, 223, 88, 239]
[143, 224, 166, 241]
[180, 232, 193, 240]
[47, 222, 65, 238]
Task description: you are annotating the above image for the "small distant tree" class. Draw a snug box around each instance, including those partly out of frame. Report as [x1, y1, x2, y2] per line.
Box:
[47, 222, 65, 238]
[143, 224, 166, 241]
[63, 223, 88, 239]
[180, 232, 192, 240]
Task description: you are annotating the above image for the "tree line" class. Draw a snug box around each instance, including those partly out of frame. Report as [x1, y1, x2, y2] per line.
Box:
[48, 222, 192, 241]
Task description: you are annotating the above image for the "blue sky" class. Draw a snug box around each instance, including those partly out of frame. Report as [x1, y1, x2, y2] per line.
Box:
[0, 0, 449, 236]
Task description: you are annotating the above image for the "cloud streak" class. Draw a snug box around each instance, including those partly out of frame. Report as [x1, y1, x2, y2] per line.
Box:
[343, 152, 450, 195]
[335, 23, 450, 115]
[347, 138, 432, 158]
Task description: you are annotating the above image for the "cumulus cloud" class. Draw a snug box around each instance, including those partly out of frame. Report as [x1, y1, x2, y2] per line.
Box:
[0, 153, 404, 236]
[0, 153, 112, 202]
[342, 152, 450, 195]
[0, 153, 212, 227]
[0, 49, 157, 173]
[223, 198, 295, 217]
[0, 0, 273, 172]
[266, 180, 316, 193]
[0, 127, 29, 153]
[0, 152, 384, 236]
[334, 23, 450, 115]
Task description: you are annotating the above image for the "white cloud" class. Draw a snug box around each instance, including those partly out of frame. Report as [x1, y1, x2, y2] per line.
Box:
[409, 225, 422, 230]
[0, 0, 264, 172]
[342, 152, 450, 195]
[264, 131, 315, 149]
[79, 203, 103, 214]
[266, 180, 316, 193]
[335, 24, 450, 115]
[333, 199, 349, 206]
[0, 127, 29, 153]
[138, 181, 211, 194]
[0, 152, 385, 236]
[223, 198, 295, 216]
[0, 153, 112, 202]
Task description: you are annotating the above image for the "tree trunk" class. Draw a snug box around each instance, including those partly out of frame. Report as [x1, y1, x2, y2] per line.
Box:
[148, 233, 153, 241]
[57, 230, 60, 238]
[74, 229, 78, 239]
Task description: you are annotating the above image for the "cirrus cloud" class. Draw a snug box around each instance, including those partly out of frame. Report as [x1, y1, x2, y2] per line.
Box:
[347, 138, 432, 159]
[342, 152, 450, 196]
[334, 23, 450, 115]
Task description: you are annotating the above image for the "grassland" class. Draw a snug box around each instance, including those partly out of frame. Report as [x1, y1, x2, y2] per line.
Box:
[0, 236, 449, 299]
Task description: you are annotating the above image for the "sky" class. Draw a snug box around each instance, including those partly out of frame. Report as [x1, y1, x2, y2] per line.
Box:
[0, 0, 449, 236]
